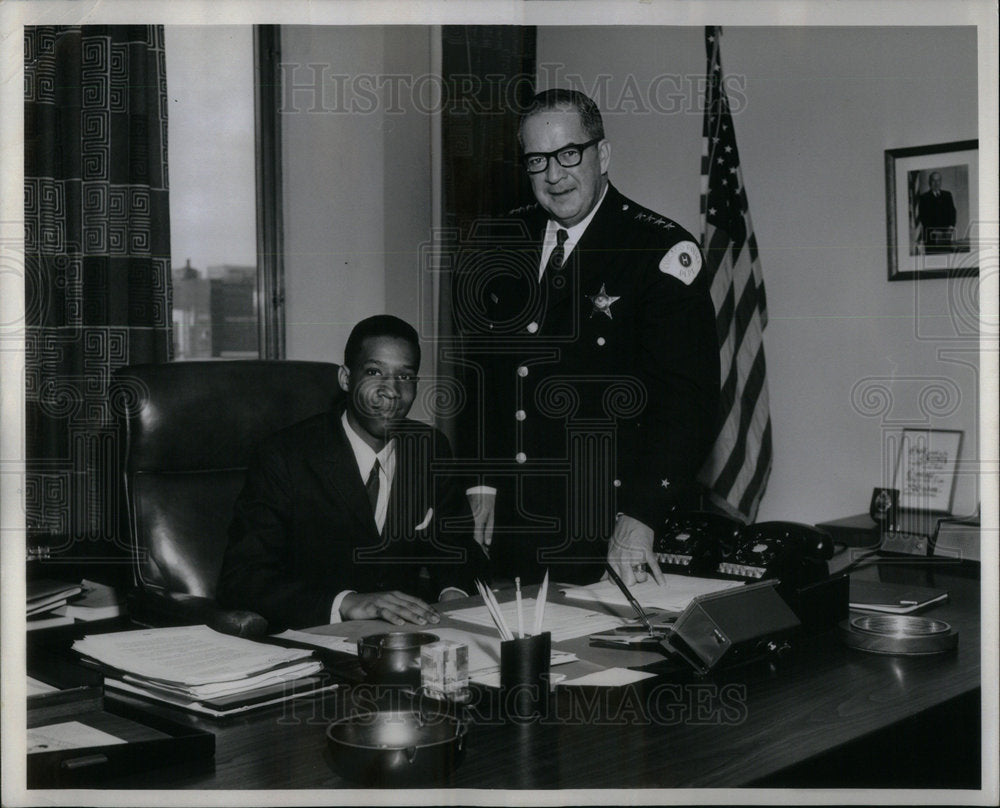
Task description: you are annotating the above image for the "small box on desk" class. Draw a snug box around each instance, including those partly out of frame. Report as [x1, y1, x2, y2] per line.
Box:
[931, 519, 980, 563]
[27, 685, 214, 787]
[815, 514, 881, 548]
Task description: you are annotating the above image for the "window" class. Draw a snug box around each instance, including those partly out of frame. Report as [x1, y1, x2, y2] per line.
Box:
[164, 25, 284, 359]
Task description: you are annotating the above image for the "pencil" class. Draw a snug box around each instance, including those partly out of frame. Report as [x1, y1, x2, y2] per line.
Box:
[515, 577, 525, 638]
[533, 569, 549, 635]
[477, 579, 513, 641]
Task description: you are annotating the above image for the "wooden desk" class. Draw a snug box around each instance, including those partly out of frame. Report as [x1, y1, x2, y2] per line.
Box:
[28, 560, 982, 791]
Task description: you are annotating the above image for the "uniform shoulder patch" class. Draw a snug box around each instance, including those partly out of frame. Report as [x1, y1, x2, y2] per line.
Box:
[659, 240, 703, 285]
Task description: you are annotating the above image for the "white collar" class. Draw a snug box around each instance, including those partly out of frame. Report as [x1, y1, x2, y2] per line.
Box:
[545, 180, 610, 248]
[340, 410, 395, 480]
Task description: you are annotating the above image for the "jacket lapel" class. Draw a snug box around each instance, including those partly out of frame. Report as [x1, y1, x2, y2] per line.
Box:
[309, 410, 381, 544]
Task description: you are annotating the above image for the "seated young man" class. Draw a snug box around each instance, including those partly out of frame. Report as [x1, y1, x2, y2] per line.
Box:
[217, 315, 485, 630]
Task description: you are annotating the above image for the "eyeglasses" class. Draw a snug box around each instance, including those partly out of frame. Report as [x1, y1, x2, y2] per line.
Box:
[523, 138, 602, 174]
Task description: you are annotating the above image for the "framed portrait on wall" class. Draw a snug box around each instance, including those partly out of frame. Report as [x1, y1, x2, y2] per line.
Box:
[884, 140, 979, 281]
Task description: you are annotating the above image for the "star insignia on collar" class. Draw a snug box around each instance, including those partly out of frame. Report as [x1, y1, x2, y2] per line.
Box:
[661, 478, 670, 489]
[587, 284, 621, 319]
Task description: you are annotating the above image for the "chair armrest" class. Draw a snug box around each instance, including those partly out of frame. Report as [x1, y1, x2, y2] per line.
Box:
[126, 589, 269, 637]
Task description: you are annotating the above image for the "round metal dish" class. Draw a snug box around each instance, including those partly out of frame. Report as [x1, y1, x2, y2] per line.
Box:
[838, 614, 958, 655]
[357, 632, 440, 685]
[326, 706, 468, 786]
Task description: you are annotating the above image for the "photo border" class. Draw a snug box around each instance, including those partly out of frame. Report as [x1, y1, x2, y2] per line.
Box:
[885, 139, 979, 281]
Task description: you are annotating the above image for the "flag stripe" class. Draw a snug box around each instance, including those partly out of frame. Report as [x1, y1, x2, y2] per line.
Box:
[714, 346, 767, 493]
[697, 25, 773, 521]
[738, 419, 772, 515]
[701, 315, 763, 480]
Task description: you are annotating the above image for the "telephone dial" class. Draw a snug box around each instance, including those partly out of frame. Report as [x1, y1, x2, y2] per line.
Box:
[655, 512, 835, 589]
[655, 511, 742, 574]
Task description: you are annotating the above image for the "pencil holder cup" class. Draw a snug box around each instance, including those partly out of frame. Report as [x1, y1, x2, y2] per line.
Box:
[499, 632, 551, 721]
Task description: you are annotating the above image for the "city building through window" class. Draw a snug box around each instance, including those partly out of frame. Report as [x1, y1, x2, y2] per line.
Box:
[165, 26, 260, 360]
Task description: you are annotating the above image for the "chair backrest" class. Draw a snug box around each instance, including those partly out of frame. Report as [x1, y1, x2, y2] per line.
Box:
[114, 360, 341, 598]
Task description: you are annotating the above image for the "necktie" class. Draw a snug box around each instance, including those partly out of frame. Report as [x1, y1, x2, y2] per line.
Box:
[544, 228, 569, 279]
[365, 459, 380, 519]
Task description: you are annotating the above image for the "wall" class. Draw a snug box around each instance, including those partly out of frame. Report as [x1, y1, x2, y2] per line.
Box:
[280, 25, 981, 524]
[281, 25, 435, 398]
[535, 26, 980, 523]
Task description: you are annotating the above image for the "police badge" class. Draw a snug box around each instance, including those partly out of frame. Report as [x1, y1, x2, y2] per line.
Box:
[587, 283, 621, 318]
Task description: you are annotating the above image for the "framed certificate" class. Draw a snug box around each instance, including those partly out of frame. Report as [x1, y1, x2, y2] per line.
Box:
[892, 429, 962, 513]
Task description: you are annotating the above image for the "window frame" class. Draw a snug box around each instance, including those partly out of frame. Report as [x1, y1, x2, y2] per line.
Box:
[254, 24, 286, 359]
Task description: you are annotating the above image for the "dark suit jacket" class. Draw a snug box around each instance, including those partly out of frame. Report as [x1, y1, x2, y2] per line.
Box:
[453, 184, 720, 581]
[217, 408, 484, 629]
[918, 189, 957, 249]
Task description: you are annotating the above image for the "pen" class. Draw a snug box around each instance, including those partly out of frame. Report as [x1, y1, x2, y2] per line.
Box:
[899, 600, 919, 606]
[605, 563, 655, 635]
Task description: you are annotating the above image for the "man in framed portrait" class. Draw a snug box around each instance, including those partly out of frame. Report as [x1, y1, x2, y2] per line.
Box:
[916, 170, 957, 254]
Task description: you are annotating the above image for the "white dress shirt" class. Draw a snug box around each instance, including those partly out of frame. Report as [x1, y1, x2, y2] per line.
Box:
[330, 412, 397, 622]
[537, 182, 609, 280]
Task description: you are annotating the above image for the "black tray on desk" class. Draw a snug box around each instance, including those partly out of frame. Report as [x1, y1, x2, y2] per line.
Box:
[27, 685, 214, 788]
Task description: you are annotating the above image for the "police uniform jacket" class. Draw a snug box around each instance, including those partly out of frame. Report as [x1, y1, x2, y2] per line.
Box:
[456, 183, 721, 552]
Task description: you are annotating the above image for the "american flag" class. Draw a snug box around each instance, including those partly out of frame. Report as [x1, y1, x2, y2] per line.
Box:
[697, 26, 773, 521]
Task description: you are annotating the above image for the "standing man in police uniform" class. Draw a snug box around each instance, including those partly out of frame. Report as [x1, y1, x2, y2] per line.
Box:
[454, 89, 720, 586]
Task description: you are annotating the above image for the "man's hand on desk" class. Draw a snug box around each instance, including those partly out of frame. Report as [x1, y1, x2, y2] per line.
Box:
[339, 591, 441, 626]
[607, 514, 665, 586]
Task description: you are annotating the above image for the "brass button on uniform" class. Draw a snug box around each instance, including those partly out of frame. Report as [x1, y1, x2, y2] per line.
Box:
[517, 366, 529, 377]
[596, 337, 606, 346]
[515, 410, 526, 421]
[526, 321, 539, 334]
[515, 452, 527, 464]
[613, 479, 621, 488]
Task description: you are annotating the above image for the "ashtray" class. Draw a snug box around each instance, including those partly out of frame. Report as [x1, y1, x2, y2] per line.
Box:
[326, 705, 468, 786]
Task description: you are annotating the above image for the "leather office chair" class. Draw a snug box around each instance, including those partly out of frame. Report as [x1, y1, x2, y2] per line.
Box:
[114, 360, 342, 636]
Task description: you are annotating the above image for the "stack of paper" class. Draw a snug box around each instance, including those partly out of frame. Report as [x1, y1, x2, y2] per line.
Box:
[27, 579, 84, 630]
[561, 575, 744, 612]
[53, 580, 122, 621]
[447, 598, 627, 643]
[28, 579, 83, 617]
[74, 625, 331, 716]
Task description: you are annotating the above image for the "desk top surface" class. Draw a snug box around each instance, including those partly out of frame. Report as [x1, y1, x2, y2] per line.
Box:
[28, 560, 983, 792]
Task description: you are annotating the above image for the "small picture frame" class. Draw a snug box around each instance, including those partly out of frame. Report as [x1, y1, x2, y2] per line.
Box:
[884, 140, 979, 281]
[892, 429, 962, 513]
[869, 487, 899, 526]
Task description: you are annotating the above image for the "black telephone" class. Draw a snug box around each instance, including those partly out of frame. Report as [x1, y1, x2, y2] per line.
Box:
[655, 511, 743, 574]
[722, 521, 834, 587]
[656, 514, 835, 589]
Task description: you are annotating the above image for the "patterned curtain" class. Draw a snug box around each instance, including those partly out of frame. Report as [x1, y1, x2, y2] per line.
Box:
[438, 25, 536, 451]
[24, 26, 172, 571]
